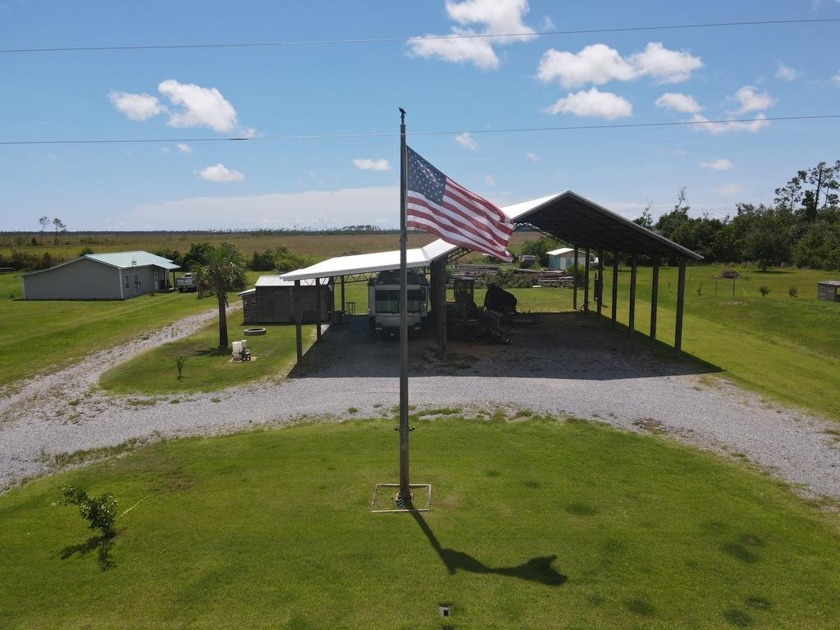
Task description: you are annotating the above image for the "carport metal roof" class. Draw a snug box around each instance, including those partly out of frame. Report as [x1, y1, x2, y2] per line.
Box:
[507, 191, 703, 260]
[280, 237, 459, 282]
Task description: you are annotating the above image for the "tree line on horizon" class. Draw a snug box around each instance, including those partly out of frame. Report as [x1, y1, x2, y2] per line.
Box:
[632, 161, 840, 271]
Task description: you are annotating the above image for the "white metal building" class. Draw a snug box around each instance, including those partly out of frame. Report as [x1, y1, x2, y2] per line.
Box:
[21, 251, 179, 300]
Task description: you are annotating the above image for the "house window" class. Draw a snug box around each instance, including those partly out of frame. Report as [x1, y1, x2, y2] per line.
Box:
[134, 274, 141, 288]
[124, 275, 130, 289]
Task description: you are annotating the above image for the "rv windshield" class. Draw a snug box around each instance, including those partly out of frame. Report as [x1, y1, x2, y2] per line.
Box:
[375, 288, 426, 313]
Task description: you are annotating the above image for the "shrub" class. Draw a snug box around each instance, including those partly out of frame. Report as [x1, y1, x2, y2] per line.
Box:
[176, 355, 188, 380]
[789, 286, 799, 298]
[759, 285, 771, 297]
[60, 485, 118, 536]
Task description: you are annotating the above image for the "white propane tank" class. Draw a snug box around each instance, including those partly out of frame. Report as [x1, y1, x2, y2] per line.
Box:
[232, 340, 242, 359]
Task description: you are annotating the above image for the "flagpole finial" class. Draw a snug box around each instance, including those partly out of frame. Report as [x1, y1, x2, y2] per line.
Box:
[399, 107, 406, 124]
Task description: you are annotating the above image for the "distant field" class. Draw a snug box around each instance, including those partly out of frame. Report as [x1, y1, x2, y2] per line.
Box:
[1, 229, 542, 267]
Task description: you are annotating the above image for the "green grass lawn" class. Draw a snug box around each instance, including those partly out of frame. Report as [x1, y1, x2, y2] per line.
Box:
[1, 416, 838, 629]
[98, 321, 316, 394]
[0, 272, 263, 391]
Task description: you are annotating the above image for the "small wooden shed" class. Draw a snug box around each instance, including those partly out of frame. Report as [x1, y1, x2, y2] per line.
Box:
[817, 280, 840, 302]
[240, 276, 331, 324]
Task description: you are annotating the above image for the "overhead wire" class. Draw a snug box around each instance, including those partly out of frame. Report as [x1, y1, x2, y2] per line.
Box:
[2, 114, 839, 147]
[1, 17, 838, 54]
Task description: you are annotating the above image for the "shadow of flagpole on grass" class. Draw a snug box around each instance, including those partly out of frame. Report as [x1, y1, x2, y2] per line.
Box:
[407, 506, 566, 587]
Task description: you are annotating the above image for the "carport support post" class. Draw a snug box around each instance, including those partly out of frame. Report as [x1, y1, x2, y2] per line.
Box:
[431, 258, 447, 350]
[596, 249, 604, 316]
[315, 278, 322, 341]
[611, 253, 619, 328]
[649, 256, 659, 345]
[340, 275, 346, 314]
[294, 279, 303, 362]
[675, 256, 687, 354]
[583, 248, 591, 313]
[572, 246, 579, 310]
[628, 255, 637, 338]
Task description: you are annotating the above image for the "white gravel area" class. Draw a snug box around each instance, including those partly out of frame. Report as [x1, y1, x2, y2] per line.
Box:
[1, 310, 838, 502]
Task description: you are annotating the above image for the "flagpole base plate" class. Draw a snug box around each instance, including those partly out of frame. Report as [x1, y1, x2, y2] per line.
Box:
[370, 483, 432, 513]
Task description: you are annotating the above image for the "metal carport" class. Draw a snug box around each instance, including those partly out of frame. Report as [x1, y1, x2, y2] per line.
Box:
[280, 190, 702, 361]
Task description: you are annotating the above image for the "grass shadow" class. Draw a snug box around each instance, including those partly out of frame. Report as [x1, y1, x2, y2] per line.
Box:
[195, 347, 228, 358]
[407, 505, 566, 587]
[60, 533, 117, 571]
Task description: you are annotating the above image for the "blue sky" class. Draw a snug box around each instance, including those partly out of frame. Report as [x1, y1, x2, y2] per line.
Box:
[1, 0, 839, 232]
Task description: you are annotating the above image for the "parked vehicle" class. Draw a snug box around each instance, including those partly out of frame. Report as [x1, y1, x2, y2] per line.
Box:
[175, 273, 197, 292]
[367, 270, 429, 336]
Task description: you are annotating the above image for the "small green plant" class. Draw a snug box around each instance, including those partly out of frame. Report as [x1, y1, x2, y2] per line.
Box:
[789, 286, 799, 298]
[60, 485, 117, 536]
[176, 355, 188, 380]
[759, 285, 771, 297]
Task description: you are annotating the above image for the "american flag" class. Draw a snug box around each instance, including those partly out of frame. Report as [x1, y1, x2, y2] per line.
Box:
[406, 146, 514, 262]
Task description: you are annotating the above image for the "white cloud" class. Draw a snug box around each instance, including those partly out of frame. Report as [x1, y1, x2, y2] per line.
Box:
[177, 143, 193, 154]
[407, 0, 535, 70]
[161, 147, 171, 155]
[700, 158, 733, 171]
[352, 158, 391, 171]
[775, 63, 799, 81]
[731, 86, 775, 113]
[537, 42, 701, 88]
[127, 186, 400, 231]
[198, 164, 245, 183]
[544, 88, 632, 119]
[484, 174, 496, 186]
[629, 42, 703, 84]
[526, 152, 541, 162]
[109, 80, 242, 134]
[691, 113, 770, 134]
[407, 31, 500, 70]
[655, 92, 703, 114]
[158, 79, 238, 133]
[108, 91, 165, 121]
[456, 132, 479, 150]
[445, 0, 536, 38]
[537, 44, 635, 88]
[833, 72, 840, 86]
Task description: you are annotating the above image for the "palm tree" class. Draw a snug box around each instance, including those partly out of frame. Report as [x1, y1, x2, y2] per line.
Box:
[193, 243, 247, 350]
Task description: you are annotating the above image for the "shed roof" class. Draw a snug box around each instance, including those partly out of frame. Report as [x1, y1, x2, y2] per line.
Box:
[21, 250, 179, 277]
[85, 251, 180, 270]
[255, 276, 330, 288]
[547, 248, 574, 256]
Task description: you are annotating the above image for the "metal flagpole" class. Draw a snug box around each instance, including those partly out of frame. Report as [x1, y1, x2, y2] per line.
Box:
[398, 107, 411, 501]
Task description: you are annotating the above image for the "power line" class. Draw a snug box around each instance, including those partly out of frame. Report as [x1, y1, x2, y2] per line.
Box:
[2, 114, 838, 147]
[2, 18, 838, 54]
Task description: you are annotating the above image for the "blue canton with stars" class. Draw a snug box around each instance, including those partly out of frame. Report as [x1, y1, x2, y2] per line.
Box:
[407, 146, 446, 205]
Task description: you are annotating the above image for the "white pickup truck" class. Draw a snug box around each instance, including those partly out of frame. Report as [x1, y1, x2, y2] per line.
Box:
[175, 273, 197, 292]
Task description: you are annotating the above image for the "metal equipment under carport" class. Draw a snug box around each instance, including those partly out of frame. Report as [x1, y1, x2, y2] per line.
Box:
[279, 190, 702, 364]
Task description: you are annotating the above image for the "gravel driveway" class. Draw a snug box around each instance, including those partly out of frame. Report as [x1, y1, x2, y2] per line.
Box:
[1, 310, 838, 502]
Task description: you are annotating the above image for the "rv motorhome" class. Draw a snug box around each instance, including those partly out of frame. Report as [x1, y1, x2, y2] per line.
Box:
[367, 269, 429, 336]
